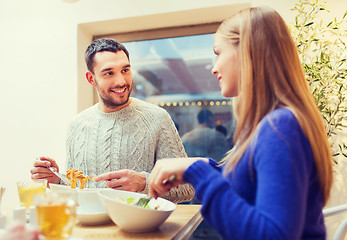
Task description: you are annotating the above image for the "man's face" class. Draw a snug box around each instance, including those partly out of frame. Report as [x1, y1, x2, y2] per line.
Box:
[87, 51, 133, 112]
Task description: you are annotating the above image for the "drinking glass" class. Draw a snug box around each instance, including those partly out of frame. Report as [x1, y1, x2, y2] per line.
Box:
[17, 179, 47, 211]
[35, 192, 76, 240]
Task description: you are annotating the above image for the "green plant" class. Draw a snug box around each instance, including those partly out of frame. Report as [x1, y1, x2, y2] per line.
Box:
[291, 0, 347, 163]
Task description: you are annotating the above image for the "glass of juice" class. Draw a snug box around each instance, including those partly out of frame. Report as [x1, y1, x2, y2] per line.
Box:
[35, 192, 76, 240]
[17, 179, 47, 211]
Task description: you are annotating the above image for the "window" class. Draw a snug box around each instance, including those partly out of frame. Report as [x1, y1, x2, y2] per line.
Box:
[96, 24, 235, 161]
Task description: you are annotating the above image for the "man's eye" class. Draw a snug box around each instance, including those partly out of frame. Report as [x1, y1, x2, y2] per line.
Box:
[105, 72, 113, 76]
[122, 68, 130, 73]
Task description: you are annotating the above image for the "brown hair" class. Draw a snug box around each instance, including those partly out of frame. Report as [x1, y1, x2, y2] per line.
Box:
[218, 7, 332, 205]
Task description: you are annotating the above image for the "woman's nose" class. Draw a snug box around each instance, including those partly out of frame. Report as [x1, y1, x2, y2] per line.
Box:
[211, 66, 218, 76]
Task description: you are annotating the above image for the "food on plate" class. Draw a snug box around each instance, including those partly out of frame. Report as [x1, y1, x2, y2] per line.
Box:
[115, 197, 159, 210]
[66, 168, 93, 189]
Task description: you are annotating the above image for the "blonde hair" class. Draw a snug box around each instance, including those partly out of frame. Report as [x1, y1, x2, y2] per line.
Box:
[218, 7, 332, 205]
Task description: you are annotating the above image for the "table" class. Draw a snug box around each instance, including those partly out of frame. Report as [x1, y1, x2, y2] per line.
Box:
[72, 205, 203, 240]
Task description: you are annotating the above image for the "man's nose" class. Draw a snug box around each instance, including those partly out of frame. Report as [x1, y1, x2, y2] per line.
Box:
[114, 74, 127, 85]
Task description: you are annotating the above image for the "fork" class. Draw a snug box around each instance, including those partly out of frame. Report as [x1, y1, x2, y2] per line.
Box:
[136, 174, 177, 207]
[46, 166, 71, 185]
[36, 158, 71, 185]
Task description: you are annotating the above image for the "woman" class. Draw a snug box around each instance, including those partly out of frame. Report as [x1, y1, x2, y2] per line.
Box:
[148, 7, 333, 240]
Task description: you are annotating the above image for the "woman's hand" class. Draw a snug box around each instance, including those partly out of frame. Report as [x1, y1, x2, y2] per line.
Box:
[148, 157, 207, 199]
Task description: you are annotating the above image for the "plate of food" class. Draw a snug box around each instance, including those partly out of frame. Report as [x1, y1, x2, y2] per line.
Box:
[49, 168, 96, 202]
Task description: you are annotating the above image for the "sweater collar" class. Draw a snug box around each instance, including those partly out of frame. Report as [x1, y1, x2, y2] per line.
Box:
[94, 98, 135, 118]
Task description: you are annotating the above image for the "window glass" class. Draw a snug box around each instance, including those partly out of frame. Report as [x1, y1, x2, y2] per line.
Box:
[123, 33, 235, 161]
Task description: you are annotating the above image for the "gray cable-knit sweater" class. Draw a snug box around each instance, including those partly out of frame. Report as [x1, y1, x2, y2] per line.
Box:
[65, 98, 194, 203]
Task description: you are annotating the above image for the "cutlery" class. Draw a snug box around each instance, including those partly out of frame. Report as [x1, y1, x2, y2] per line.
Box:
[36, 158, 71, 185]
[135, 175, 176, 207]
[135, 175, 177, 207]
[46, 167, 71, 185]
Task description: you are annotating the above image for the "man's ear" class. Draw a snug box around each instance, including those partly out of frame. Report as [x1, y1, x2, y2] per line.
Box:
[86, 71, 96, 86]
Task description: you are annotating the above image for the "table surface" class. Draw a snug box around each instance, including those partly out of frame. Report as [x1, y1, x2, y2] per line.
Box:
[72, 204, 203, 240]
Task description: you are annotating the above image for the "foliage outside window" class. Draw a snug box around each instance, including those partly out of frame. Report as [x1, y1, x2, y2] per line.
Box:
[291, 0, 347, 162]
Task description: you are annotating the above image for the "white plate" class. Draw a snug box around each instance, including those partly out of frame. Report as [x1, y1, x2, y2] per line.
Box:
[76, 207, 112, 226]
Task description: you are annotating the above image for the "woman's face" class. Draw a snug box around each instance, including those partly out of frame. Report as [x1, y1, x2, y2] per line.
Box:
[211, 35, 240, 98]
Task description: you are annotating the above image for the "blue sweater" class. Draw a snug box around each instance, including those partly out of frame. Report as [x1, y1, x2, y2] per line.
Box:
[183, 108, 326, 240]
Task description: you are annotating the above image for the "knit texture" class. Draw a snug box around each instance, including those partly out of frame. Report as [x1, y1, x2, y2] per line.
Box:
[183, 108, 326, 239]
[65, 98, 194, 203]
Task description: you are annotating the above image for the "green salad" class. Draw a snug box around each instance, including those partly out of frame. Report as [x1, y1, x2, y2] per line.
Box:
[115, 197, 159, 210]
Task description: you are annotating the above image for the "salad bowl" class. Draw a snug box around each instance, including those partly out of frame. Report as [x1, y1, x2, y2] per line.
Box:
[97, 188, 176, 232]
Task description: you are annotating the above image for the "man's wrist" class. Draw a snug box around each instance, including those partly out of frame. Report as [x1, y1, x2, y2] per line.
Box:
[140, 171, 149, 193]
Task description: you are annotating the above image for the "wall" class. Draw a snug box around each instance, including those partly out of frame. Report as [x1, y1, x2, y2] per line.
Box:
[0, 0, 345, 238]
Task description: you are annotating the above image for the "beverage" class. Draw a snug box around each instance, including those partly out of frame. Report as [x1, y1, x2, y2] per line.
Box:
[35, 192, 76, 240]
[17, 179, 47, 211]
[36, 204, 73, 239]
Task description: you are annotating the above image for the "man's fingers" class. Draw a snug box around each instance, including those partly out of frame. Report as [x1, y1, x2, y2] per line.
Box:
[30, 166, 51, 175]
[95, 173, 114, 182]
[106, 179, 122, 188]
[106, 178, 137, 192]
[33, 160, 50, 167]
[95, 171, 125, 182]
[31, 172, 54, 180]
[34, 157, 59, 169]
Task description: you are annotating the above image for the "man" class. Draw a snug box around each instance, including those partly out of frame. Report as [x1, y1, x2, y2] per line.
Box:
[31, 38, 194, 203]
[181, 109, 230, 162]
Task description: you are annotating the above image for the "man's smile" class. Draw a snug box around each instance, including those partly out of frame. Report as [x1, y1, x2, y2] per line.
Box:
[111, 87, 127, 94]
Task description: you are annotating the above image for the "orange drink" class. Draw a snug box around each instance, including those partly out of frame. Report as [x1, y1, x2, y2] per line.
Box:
[35, 192, 76, 240]
[17, 179, 47, 211]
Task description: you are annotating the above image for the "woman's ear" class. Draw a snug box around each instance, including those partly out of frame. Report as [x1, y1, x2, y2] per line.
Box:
[86, 71, 96, 86]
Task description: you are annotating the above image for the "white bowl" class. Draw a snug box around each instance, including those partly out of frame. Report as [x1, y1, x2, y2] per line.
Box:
[76, 208, 111, 225]
[49, 183, 78, 202]
[77, 188, 106, 213]
[97, 189, 176, 233]
[76, 189, 111, 225]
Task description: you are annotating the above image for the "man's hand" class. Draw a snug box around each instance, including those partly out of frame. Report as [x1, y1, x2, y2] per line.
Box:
[30, 156, 60, 185]
[94, 170, 146, 192]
